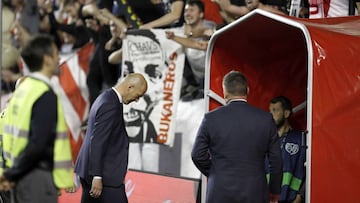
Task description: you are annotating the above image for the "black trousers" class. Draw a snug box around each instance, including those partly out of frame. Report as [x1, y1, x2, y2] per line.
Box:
[13, 169, 57, 203]
[0, 191, 10, 203]
[80, 178, 128, 203]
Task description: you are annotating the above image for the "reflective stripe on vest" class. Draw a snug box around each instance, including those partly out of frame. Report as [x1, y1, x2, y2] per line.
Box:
[2, 77, 73, 188]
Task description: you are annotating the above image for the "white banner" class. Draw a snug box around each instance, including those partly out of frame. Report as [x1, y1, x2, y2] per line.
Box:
[122, 28, 185, 147]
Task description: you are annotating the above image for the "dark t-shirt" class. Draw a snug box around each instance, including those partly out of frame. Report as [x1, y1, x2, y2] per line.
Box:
[128, 0, 166, 24]
[118, 0, 184, 28]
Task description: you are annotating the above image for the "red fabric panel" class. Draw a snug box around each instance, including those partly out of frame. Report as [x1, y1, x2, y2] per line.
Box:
[307, 21, 360, 203]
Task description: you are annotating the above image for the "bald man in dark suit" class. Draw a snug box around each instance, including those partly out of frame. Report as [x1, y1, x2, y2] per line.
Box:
[75, 73, 147, 203]
[192, 70, 282, 203]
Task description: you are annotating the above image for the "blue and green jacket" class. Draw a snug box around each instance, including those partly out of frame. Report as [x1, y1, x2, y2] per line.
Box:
[266, 130, 306, 202]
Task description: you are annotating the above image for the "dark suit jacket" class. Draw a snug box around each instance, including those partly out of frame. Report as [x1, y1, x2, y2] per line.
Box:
[191, 101, 282, 203]
[75, 89, 129, 187]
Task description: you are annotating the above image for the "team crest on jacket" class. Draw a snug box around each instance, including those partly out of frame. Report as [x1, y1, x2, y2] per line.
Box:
[285, 143, 299, 155]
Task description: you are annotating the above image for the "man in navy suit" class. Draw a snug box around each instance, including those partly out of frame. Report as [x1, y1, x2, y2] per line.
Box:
[75, 73, 148, 203]
[191, 70, 282, 203]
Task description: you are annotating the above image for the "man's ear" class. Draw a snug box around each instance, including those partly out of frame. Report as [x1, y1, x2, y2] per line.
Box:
[43, 55, 52, 66]
[284, 109, 291, 119]
[127, 84, 135, 92]
[200, 12, 204, 19]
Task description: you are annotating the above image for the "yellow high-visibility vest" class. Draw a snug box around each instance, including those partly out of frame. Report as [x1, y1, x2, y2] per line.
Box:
[2, 77, 74, 188]
[0, 109, 7, 175]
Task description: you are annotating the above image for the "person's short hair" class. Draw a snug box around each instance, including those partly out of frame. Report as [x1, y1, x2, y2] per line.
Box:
[270, 96, 293, 115]
[186, 0, 205, 13]
[222, 70, 248, 96]
[20, 34, 55, 72]
[63, 0, 77, 7]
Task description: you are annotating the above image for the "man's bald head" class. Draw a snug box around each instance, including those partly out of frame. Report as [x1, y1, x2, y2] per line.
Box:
[124, 73, 147, 90]
[117, 73, 148, 104]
